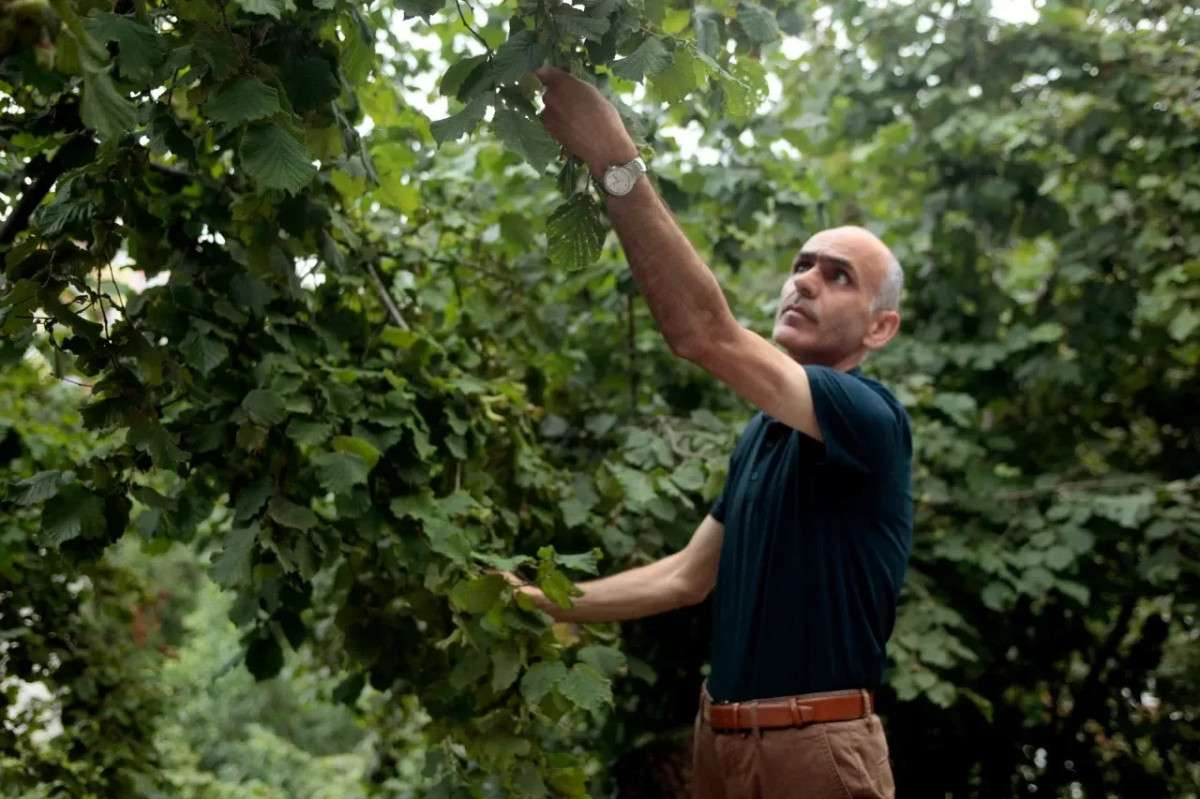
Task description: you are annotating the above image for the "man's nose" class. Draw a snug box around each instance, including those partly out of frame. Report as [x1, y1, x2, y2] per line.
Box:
[793, 269, 819, 299]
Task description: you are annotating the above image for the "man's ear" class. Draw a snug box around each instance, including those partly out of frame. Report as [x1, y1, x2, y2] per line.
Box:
[864, 310, 900, 351]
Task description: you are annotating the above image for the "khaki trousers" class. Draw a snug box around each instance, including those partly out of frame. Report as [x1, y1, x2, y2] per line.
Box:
[691, 686, 896, 799]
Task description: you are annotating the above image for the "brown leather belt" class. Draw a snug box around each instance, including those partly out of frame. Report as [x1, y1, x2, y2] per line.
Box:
[702, 684, 875, 732]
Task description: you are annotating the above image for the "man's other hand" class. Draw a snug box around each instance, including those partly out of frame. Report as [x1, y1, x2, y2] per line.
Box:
[533, 66, 638, 177]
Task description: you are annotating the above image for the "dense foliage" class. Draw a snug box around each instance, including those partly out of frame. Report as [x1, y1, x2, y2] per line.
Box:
[2, 0, 1198, 796]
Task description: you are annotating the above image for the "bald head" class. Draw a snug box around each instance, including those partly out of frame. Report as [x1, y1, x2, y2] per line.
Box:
[799, 226, 903, 314]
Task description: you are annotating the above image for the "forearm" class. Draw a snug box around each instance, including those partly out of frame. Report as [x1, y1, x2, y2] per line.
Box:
[600, 174, 734, 354]
[519, 551, 696, 623]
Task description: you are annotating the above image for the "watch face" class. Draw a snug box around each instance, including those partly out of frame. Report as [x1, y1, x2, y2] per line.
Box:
[605, 167, 635, 195]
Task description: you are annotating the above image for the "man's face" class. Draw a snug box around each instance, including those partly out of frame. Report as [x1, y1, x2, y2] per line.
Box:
[771, 226, 895, 367]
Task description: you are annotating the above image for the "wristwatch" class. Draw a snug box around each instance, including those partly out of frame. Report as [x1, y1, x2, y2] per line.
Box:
[592, 157, 647, 197]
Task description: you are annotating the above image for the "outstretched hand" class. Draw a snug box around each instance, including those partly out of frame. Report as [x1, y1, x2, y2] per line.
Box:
[533, 67, 639, 177]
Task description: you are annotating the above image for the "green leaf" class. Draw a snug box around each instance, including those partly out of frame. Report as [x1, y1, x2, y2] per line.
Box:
[611, 37, 672, 82]
[492, 108, 560, 173]
[211, 524, 258, 588]
[84, 12, 168, 84]
[280, 56, 341, 113]
[578, 645, 626, 678]
[553, 10, 610, 41]
[430, 95, 489, 145]
[558, 497, 591, 528]
[203, 78, 281, 129]
[180, 329, 229, 375]
[520, 660, 568, 704]
[127, 419, 188, 469]
[245, 633, 284, 679]
[449, 574, 505, 614]
[268, 496, 318, 530]
[547, 193, 608, 270]
[538, 566, 580, 608]
[230, 272, 274, 316]
[239, 123, 318, 195]
[235, 0, 297, 19]
[491, 647, 522, 692]
[80, 67, 138, 141]
[650, 47, 709, 103]
[670, 459, 706, 492]
[235, 476, 273, 523]
[610, 463, 656, 505]
[242, 388, 288, 427]
[14, 470, 72, 505]
[439, 54, 489, 98]
[313, 452, 371, 494]
[331, 435, 381, 467]
[42, 484, 106, 546]
[490, 31, 544, 85]
[737, 2, 780, 43]
[556, 549, 601, 575]
[558, 663, 612, 713]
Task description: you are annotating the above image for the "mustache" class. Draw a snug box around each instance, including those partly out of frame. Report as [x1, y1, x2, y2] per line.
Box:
[780, 299, 818, 322]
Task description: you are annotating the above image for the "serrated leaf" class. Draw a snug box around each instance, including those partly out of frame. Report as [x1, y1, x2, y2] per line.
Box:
[720, 58, 768, 121]
[556, 549, 601, 575]
[180, 329, 229, 375]
[239, 123, 318, 195]
[242, 388, 287, 427]
[737, 2, 780, 43]
[492, 108, 560, 173]
[268, 496, 318, 530]
[650, 47, 709, 103]
[670, 459, 706, 492]
[559, 663, 612, 713]
[610, 463, 656, 505]
[520, 660, 568, 703]
[203, 77, 281, 129]
[449, 574, 505, 614]
[81, 68, 137, 141]
[235, 476, 273, 523]
[611, 37, 672, 82]
[578, 645, 626, 678]
[430, 95, 489, 145]
[128, 419, 187, 469]
[553, 11, 610, 40]
[287, 418, 333, 446]
[313, 452, 371, 494]
[211, 524, 258, 588]
[42, 484, 106, 546]
[490, 31, 544, 85]
[85, 12, 168, 84]
[547, 193, 607, 270]
[14, 470, 72, 505]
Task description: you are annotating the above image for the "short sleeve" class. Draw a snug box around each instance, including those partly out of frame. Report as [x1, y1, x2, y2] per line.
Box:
[709, 479, 729, 523]
[802, 365, 906, 474]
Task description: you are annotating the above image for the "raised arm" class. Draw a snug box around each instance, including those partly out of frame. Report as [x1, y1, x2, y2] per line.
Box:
[516, 514, 724, 623]
[533, 68, 832, 439]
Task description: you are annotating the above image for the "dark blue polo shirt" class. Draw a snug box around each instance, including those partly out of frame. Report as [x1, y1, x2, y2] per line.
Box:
[706, 364, 913, 702]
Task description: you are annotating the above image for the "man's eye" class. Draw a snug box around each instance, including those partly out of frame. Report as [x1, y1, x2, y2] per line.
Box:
[835, 270, 850, 284]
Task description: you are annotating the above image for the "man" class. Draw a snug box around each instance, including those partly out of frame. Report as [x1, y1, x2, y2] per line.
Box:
[517, 67, 912, 799]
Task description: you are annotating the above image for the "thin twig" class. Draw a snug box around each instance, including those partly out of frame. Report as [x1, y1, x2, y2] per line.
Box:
[107, 261, 127, 314]
[454, 0, 493, 54]
[365, 261, 408, 329]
